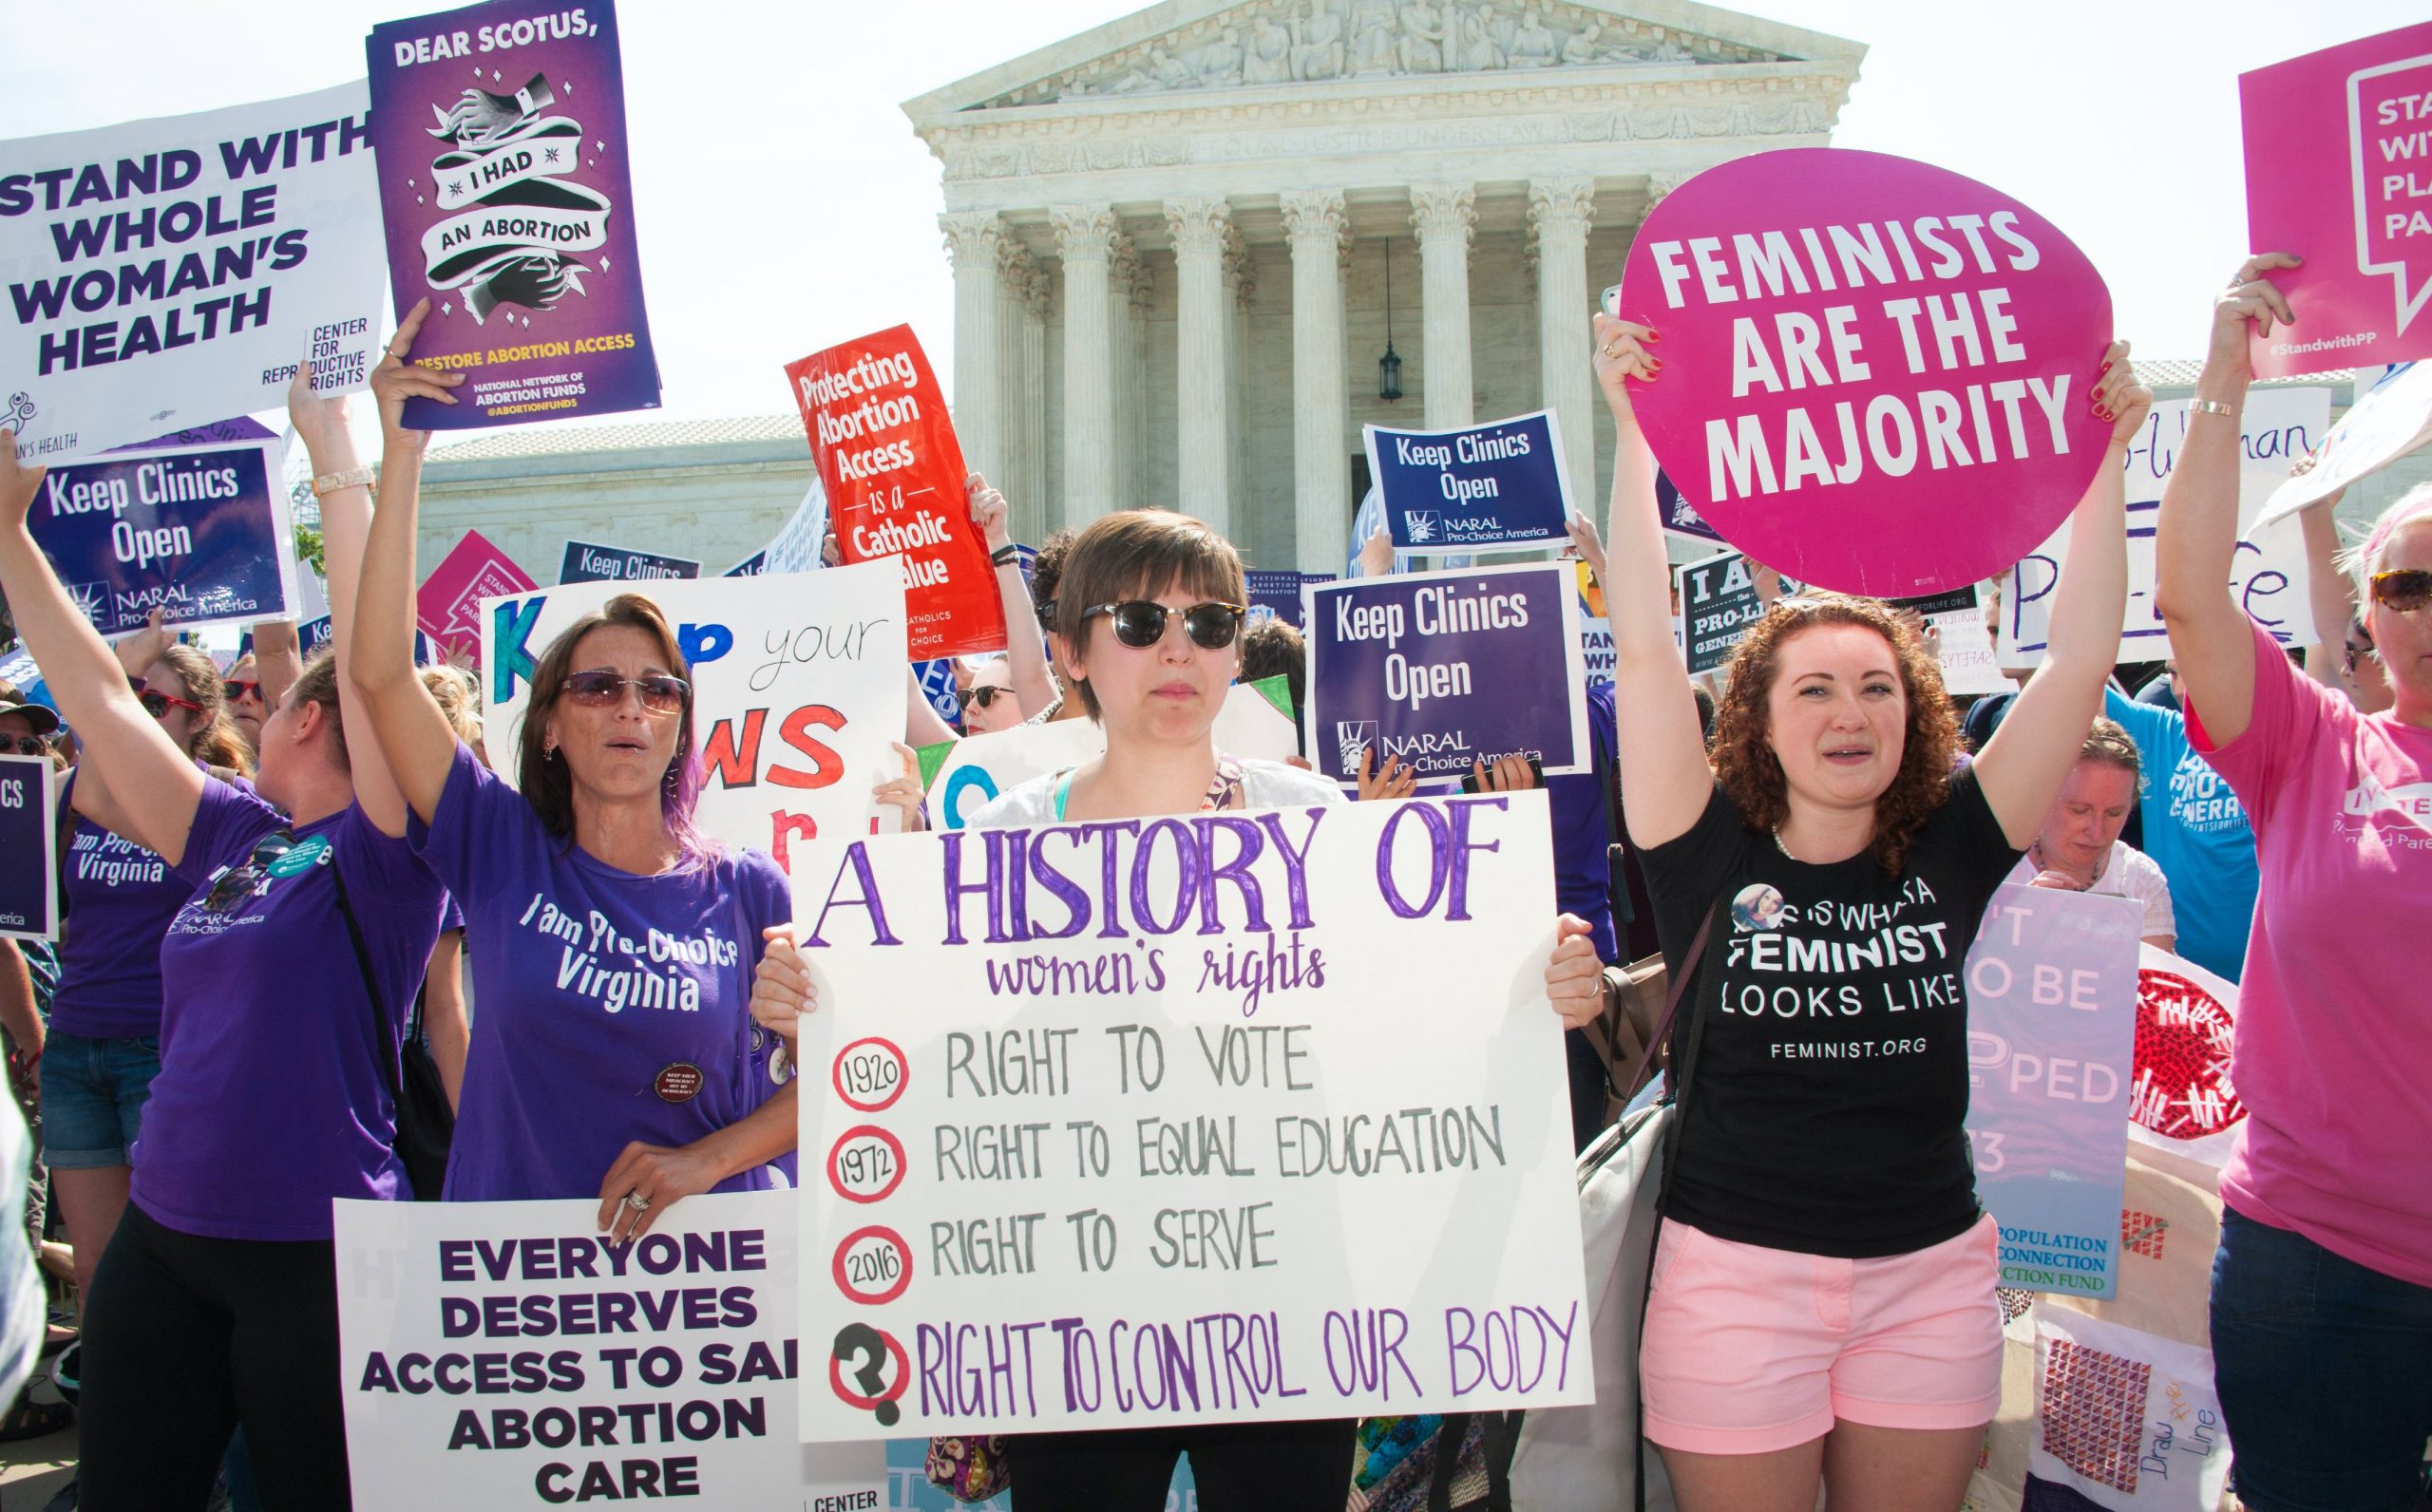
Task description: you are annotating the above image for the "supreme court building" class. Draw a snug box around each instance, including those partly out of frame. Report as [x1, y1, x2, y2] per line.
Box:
[417, 0, 1867, 576]
[908, 0, 1864, 570]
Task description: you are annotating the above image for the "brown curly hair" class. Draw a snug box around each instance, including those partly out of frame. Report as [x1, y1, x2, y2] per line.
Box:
[1710, 595, 1958, 875]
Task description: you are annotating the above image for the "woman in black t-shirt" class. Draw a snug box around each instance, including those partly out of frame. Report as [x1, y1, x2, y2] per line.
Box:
[1558, 312, 2142, 1512]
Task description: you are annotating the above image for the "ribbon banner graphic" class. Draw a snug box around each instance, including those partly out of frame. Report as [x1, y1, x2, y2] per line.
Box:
[789, 791, 1589, 1439]
[2241, 22, 2432, 377]
[368, 0, 662, 426]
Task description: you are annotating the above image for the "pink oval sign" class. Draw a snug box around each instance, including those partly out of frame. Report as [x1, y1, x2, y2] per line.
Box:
[1617, 149, 2114, 596]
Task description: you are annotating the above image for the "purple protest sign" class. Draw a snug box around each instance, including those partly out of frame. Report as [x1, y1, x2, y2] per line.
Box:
[1365, 410, 1573, 554]
[0, 755, 58, 942]
[1962, 885, 2140, 1298]
[2241, 23, 2432, 377]
[557, 539, 701, 584]
[1617, 149, 2114, 598]
[28, 433, 297, 636]
[366, 0, 660, 428]
[1303, 561, 1588, 787]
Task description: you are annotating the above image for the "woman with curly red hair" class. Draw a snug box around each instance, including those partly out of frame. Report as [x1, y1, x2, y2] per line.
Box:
[1567, 310, 2141, 1512]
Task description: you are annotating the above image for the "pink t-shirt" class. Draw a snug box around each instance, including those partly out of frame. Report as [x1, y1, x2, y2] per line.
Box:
[2188, 617, 2432, 1286]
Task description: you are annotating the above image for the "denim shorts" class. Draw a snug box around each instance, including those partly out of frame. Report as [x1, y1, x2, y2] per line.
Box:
[38, 1030, 162, 1169]
[2210, 1205, 2432, 1512]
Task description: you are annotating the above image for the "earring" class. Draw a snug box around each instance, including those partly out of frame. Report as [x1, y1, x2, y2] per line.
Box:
[542, 742, 559, 761]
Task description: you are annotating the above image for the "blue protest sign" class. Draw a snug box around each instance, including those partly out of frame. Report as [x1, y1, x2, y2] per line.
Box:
[723, 550, 769, 578]
[299, 616, 433, 666]
[29, 435, 297, 637]
[1365, 410, 1573, 555]
[0, 754, 58, 941]
[913, 658, 961, 727]
[1303, 561, 1588, 786]
[1658, 469, 1722, 544]
[557, 539, 702, 584]
[1245, 569, 1329, 630]
[1963, 885, 2139, 1299]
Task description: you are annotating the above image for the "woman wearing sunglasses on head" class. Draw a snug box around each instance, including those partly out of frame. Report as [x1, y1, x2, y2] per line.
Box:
[350, 299, 796, 1238]
[2154, 255, 2432, 1512]
[0, 384, 447, 1512]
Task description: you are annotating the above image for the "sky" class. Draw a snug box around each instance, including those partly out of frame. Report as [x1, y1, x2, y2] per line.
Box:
[3, 0, 2422, 445]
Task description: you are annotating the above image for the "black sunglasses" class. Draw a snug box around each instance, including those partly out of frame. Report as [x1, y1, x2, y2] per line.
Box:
[1080, 600, 1245, 652]
[200, 832, 297, 916]
[560, 670, 690, 713]
[957, 684, 1010, 713]
[3, 734, 46, 756]
[2368, 569, 2431, 614]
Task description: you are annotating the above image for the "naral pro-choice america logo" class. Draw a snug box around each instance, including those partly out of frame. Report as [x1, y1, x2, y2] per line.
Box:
[419, 73, 609, 326]
[1335, 720, 1378, 772]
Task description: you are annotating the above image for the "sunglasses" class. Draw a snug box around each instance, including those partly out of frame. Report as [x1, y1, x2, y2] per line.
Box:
[3, 734, 47, 756]
[224, 679, 260, 703]
[128, 678, 204, 719]
[200, 832, 296, 915]
[958, 684, 1010, 713]
[560, 670, 690, 713]
[2368, 569, 2432, 614]
[1080, 600, 1245, 652]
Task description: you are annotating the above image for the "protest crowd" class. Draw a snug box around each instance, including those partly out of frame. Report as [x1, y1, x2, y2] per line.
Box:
[0, 8, 2428, 1512]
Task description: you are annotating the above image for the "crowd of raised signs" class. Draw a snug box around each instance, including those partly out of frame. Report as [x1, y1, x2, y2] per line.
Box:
[0, 244, 2422, 1512]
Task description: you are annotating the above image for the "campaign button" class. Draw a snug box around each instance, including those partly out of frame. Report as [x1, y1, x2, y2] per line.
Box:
[266, 834, 332, 877]
[654, 1062, 704, 1103]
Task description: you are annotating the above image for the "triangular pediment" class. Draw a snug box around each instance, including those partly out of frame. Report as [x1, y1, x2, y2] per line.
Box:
[904, 0, 1862, 121]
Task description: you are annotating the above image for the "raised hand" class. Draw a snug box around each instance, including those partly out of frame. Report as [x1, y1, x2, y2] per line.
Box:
[966, 474, 1012, 552]
[2091, 339, 2154, 450]
[1356, 745, 1416, 802]
[1590, 312, 1660, 419]
[0, 430, 46, 532]
[1563, 511, 1607, 586]
[2208, 254, 2301, 369]
[872, 741, 927, 833]
[369, 298, 465, 456]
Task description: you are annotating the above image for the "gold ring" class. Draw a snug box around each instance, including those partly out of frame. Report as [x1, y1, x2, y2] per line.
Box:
[1601, 343, 1618, 358]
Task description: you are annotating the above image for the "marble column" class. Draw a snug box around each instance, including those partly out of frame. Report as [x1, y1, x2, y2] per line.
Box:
[1409, 183, 1477, 430]
[1165, 197, 1232, 538]
[1019, 263, 1050, 536]
[1282, 190, 1350, 572]
[994, 236, 1044, 544]
[1529, 178, 1597, 513]
[1224, 228, 1253, 557]
[939, 212, 1004, 492]
[1051, 204, 1118, 528]
[1107, 233, 1143, 512]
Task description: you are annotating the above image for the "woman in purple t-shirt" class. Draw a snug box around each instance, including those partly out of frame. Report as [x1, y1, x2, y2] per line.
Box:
[350, 300, 799, 1240]
[0, 370, 447, 1510]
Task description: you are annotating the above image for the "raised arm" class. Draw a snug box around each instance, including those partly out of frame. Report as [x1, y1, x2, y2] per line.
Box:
[1591, 312, 1709, 849]
[967, 474, 1054, 716]
[1978, 343, 2145, 846]
[2155, 255, 2300, 747]
[251, 617, 303, 715]
[339, 299, 466, 827]
[0, 434, 203, 861]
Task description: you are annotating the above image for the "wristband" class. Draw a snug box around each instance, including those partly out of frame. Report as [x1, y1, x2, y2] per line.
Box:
[312, 466, 376, 496]
[990, 543, 1021, 568]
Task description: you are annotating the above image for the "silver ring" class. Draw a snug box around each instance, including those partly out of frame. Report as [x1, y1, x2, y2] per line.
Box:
[624, 1191, 651, 1213]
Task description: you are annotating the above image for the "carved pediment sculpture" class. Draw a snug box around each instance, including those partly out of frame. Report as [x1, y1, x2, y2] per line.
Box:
[972, 0, 1796, 108]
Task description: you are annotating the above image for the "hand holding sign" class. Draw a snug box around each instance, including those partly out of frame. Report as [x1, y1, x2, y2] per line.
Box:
[370, 298, 464, 451]
[746, 924, 814, 1046]
[2208, 254, 2303, 373]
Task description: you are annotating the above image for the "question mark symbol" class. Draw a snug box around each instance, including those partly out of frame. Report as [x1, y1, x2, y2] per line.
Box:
[832, 1323, 899, 1427]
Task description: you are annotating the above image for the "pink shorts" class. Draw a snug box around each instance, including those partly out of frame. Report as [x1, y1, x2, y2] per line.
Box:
[1640, 1213, 2003, 1455]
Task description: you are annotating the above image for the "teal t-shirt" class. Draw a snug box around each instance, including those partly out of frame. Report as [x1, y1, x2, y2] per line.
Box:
[2103, 687, 2256, 981]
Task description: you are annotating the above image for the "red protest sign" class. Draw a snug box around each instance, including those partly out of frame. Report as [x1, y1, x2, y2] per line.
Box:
[2240, 22, 2432, 378]
[416, 528, 536, 667]
[786, 326, 1004, 660]
[1617, 148, 2114, 597]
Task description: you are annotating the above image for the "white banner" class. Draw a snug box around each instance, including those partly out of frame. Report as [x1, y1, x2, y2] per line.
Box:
[1999, 388, 2336, 664]
[2, 83, 386, 464]
[2252, 361, 2432, 532]
[2028, 1306, 2232, 1511]
[789, 791, 1589, 1439]
[922, 681, 1301, 832]
[333, 1193, 886, 1511]
[481, 565, 908, 868]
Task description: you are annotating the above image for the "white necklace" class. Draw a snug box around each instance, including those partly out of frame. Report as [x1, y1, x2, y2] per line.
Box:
[1771, 825, 1801, 862]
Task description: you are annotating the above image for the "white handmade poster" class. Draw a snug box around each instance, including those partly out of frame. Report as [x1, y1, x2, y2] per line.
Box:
[481, 564, 908, 868]
[333, 1193, 886, 1510]
[2000, 387, 2335, 664]
[789, 791, 1588, 1440]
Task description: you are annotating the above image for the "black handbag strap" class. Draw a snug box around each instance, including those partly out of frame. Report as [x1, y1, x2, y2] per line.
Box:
[319, 835, 404, 1118]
